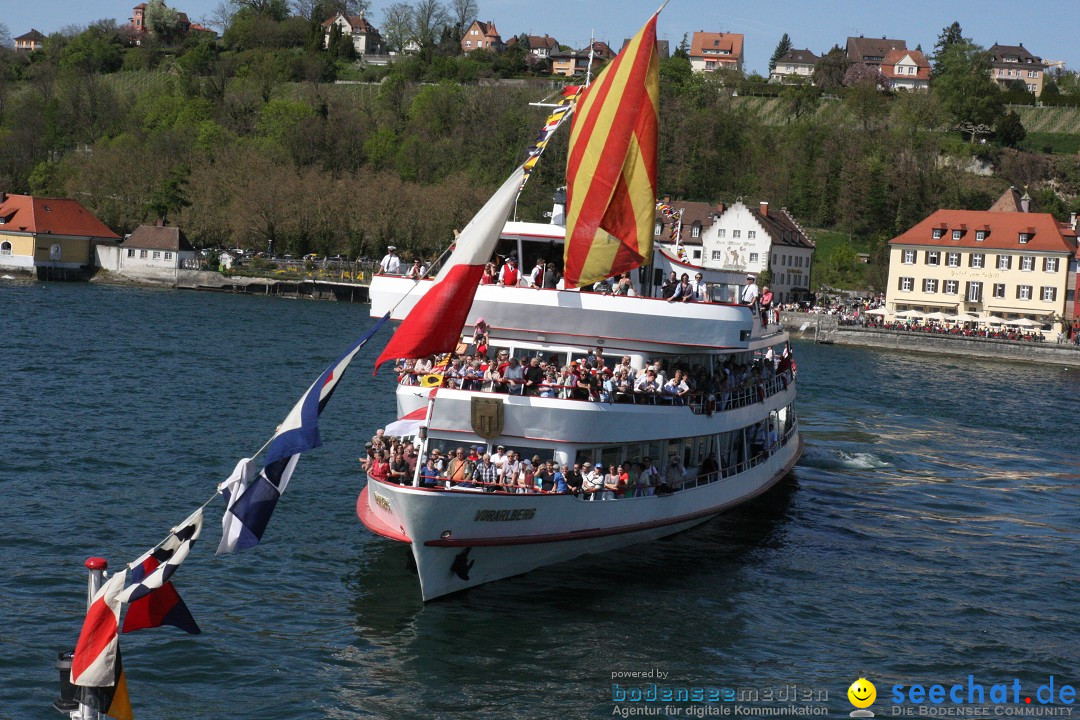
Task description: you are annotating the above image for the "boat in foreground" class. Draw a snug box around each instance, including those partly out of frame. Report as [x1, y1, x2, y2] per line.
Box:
[356, 9, 801, 601]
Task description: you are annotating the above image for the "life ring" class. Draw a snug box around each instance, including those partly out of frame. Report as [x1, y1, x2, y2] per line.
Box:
[421, 374, 443, 387]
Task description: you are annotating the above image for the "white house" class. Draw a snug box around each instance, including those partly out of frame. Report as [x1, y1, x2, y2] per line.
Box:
[96, 224, 198, 284]
[770, 48, 818, 84]
[322, 13, 385, 56]
[701, 200, 815, 303]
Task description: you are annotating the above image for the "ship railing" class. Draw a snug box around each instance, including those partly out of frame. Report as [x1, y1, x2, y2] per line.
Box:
[394, 371, 793, 410]
[384, 424, 798, 497]
[679, 423, 798, 492]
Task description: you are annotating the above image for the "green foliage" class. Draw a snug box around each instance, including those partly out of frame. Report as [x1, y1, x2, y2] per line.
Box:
[813, 46, 849, 91]
[932, 41, 1004, 140]
[59, 27, 124, 74]
[994, 110, 1026, 148]
[930, 21, 964, 78]
[769, 33, 792, 74]
[257, 98, 316, 142]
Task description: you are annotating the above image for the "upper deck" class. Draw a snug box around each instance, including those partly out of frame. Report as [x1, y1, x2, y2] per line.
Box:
[370, 276, 766, 355]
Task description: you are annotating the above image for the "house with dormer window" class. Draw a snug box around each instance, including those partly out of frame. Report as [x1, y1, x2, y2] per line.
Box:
[881, 49, 930, 90]
[322, 13, 385, 55]
[0, 193, 120, 278]
[689, 31, 744, 73]
[886, 207, 1076, 333]
[988, 43, 1046, 96]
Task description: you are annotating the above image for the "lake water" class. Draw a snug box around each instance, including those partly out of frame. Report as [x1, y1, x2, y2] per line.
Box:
[1, 282, 1077, 719]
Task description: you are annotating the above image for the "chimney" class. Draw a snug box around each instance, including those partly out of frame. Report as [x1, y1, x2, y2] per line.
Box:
[0, 191, 6, 203]
[759, 201, 769, 216]
[1071, 212, 1077, 230]
[716, 202, 725, 214]
[1020, 191, 1031, 213]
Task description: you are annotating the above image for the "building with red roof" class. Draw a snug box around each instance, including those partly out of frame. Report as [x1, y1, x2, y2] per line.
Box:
[0, 193, 120, 277]
[885, 206, 1077, 334]
[880, 48, 930, 91]
[461, 20, 504, 54]
[689, 31, 744, 74]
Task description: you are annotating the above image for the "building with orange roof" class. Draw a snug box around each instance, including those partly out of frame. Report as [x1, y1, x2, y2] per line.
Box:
[0, 193, 120, 278]
[461, 20, 504, 54]
[885, 207, 1077, 334]
[880, 48, 930, 91]
[506, 34, 560, 60]
[688, 31, 744, 74]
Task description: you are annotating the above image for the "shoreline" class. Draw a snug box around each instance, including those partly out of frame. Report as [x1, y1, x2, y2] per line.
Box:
[782, 312, 1080, 369]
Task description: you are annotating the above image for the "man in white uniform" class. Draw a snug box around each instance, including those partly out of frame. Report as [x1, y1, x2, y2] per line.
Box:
[379, 246, 401, 274]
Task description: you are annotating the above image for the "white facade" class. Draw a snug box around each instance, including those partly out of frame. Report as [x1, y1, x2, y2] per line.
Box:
[323, 14, 383, 55]
[700, 201, 814, 303]
[96, 244, 198, 284]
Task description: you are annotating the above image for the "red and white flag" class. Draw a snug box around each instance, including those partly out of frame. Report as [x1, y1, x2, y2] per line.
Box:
[71, 570, 127, 687]
[374, 166, 525, 371]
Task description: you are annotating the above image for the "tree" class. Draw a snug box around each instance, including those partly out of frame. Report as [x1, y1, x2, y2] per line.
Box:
[204, 2, 235, 33]
[769, 33, 792, 75]
[0, 23, 12, 49]
[843, 63, 888, 90]
[782, 80, 820, 121]
[230, 0, 290, 21]
[812, 46, 849, 91]
[412, 0, 448, 50]
[144, 164, 192, 224]
[674, 33, 689, 59]
[932, 40, 1004, 142]
[994, 110, 1026, 148]
[144, 0, 184, 44]
[449, 0, 478, 39]
[930, 21, 963, 78]
[381, 2, 414, 52]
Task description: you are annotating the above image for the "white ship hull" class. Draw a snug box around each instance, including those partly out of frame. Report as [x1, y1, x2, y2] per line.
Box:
[359, 433, 801, 601]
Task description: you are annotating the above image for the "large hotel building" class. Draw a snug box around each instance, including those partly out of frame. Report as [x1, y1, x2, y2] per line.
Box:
[885, 207, 1077, 333]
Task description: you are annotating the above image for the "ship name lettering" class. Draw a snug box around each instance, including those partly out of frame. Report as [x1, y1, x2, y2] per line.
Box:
[373, 492, 392, 513]
[474, 508, 536, 522]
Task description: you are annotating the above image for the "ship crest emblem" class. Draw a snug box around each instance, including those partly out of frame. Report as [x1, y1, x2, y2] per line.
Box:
[470, 397, 504, 439]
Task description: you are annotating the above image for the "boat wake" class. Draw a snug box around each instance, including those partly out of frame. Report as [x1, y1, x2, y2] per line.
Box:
[798, 446, 890, 471]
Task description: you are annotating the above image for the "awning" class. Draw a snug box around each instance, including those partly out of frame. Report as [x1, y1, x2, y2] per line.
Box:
[385, 407, 428, 437]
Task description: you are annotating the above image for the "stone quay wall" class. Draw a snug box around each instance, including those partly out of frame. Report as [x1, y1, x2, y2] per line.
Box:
[780, 312, 1080, 368]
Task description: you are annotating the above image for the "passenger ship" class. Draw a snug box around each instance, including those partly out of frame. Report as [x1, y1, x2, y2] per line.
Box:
[356, 11, 801, 601]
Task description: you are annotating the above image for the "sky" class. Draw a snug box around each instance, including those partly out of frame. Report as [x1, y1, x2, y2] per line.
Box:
[4, 0, 1076, 77]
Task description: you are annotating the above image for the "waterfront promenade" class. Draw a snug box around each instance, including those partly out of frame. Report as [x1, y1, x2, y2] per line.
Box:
[782, 311, 1080, 368]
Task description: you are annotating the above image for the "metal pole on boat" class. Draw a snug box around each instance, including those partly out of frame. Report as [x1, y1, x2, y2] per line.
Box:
[53, 558, 108, 719]
[85, 557, 107, 608]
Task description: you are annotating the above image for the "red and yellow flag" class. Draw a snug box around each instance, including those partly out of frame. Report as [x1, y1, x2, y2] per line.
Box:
[563, 13, 659, 288]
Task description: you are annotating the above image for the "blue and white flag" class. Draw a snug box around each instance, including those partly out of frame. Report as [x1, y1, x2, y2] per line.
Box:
[217, 315, 389, 554]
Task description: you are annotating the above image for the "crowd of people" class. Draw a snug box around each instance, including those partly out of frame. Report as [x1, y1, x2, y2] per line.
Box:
[393, 341, 795, 410]
[361, 421, 787, 497]
[862, 318, 1049, 342]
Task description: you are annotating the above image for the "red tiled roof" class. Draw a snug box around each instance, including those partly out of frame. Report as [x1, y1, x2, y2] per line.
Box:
[0, 194, 119, 239]
[881, 49, 930, 80]
[890, 209, 1074, 253]
[989, 187, 1025, 213]
[689, 32, 743, 62]
[323, 13, 377, 33]
[750, 206, 815, 249]
[655, 201, 718, 245]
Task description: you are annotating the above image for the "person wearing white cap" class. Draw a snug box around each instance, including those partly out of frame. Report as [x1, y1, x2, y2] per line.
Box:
[741, 274, 760, 321]
[379, 245, 401, 275]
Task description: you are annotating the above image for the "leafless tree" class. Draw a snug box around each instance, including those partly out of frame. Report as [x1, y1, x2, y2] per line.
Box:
[381, 2, 414, 52]
[203, 2, 235, 33]
[412, 0, 448, 49]
[0, 23, 12, 48]
[449, 0, 477, 34]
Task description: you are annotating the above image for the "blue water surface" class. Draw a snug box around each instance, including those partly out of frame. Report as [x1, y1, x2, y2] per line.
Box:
[1, 281, 1077, 719]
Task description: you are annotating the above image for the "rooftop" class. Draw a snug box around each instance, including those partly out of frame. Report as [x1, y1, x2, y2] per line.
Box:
[0, 194, 119, 239]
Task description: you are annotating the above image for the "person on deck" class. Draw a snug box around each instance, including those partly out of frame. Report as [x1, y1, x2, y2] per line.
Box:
[759, 286, 774, 327]
[379, 246, 401, 275]
[498, 255, 520, 286]
[741, 274, 760, 320]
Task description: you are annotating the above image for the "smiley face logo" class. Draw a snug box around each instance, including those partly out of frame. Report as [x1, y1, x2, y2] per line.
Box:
[848, 678, 877, 709]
